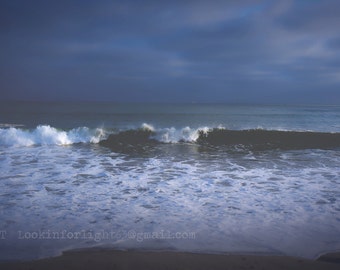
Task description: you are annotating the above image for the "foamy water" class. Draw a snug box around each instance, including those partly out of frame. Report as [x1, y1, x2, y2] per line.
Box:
[1, 103, 340, 260]
[0, 125, 107, 146]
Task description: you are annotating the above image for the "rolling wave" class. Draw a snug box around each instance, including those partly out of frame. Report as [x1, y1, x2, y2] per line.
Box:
[0, 123, 206, 147]
[0, 125, 106, 146]
[100, 124, 340, 151]
[2, 123, 340, 150]
[196, 128, 340, 150]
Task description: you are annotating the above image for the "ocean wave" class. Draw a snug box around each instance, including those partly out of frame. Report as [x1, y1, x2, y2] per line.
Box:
[0, 125, 107, 147]
[2, 123, 340, 150]
[196, 128, 340, 150]
[0, 123, 210, 147]
[100, 124, 340, 151]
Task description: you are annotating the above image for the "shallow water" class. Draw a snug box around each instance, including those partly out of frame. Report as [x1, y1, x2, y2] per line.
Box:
[0, 103, 340, 260]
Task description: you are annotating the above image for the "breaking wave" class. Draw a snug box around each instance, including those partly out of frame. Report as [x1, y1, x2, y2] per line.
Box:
[0, 123, 209, 147]
[100, 124, 340, 151]
[0, 125, 107, 147]
[2, 123, 340, 150]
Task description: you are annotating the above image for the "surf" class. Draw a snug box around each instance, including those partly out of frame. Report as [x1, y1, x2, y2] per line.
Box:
[0, 125, 106, 147]
[2, 123, 340, 150]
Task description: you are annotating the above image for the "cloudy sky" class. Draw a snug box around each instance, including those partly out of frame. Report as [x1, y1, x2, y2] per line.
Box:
[1, 0, 340, 104]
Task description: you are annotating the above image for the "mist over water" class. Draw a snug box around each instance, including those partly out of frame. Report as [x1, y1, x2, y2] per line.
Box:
[0, 102, 340, 260]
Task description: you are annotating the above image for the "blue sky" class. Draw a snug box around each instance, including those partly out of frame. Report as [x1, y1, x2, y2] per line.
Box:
[1, 0, 340, 104]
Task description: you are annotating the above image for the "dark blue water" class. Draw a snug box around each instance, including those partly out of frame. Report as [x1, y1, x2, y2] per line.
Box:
[1, 102, 340, 131]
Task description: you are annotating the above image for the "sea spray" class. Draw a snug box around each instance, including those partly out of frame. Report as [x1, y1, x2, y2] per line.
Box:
[0, 125, 107, 146]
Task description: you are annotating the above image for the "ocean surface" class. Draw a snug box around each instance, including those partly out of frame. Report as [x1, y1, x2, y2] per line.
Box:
[0, 102, 340, 260]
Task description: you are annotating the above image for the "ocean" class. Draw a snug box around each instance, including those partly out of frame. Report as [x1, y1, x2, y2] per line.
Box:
[0, 102, 340, 260]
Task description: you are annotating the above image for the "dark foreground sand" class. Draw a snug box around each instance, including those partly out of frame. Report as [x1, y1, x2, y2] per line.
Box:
[1, 249, 339, 270]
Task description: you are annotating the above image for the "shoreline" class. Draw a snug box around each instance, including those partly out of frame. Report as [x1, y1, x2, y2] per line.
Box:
[0, 249, 339, 270]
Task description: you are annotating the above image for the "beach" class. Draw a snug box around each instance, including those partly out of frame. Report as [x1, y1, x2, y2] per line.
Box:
[1, 249, 340, 270]
[2, 0, 340, 267]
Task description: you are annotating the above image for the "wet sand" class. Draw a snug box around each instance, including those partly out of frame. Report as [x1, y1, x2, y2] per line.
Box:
[0, 249, 339, 270]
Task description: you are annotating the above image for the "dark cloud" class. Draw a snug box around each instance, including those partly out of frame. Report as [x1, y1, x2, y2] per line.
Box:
[1, 0, 340, 104]
[327, 36, 340, 50]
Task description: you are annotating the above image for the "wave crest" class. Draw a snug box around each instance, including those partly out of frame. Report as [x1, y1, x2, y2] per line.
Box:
[3, 124, 340, 150]
[130, 123, 213, 143]
[0, 125, 107, 147]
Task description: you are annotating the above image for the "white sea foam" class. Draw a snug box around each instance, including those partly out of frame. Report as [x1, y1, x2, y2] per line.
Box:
[0, 124, 218, 147]
[1, 104, 340, 261]
[0, 125, 107, 147]
[1, 138, 340, 260]
[151, 125, 212, 143]
[141, 123, 155, 132]
[139, 123, 212, 143]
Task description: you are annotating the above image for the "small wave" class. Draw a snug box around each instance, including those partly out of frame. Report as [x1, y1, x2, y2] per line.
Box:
[99, 124, 340, 151]
[197, 128, 340, 150]
[135, 123, 213, 143]
[0, 125, 107, 147]
[154, 126, 212, 143]
[99, 123, 213, 148]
